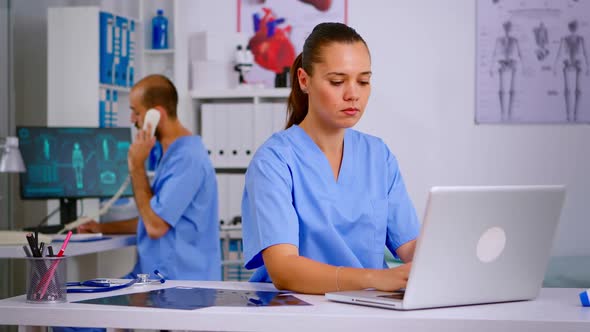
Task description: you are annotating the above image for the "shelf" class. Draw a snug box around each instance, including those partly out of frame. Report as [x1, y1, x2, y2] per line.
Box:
[191, 87, 291, 99]
[144, 49, 175, 55]
[220, 225, 242, 240]
[99, 84, 131, 93]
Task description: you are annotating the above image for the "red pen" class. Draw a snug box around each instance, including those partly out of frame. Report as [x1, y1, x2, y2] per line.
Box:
[56, 230, 72, 257]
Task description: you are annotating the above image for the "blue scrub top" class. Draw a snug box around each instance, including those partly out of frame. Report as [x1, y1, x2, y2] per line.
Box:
[242, 125, 420, 282]
[133, 136, 221, 280]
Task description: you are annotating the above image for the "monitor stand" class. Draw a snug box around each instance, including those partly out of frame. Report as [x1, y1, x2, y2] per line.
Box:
[23, 198, 78, 234]
[59, 198, 78, 225]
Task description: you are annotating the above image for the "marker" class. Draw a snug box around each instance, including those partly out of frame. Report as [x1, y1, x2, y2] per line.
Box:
[56, 231, 72, 257]
[26, 233, 41, 257]
[153, 269, 166, 283]
[47, 245, 54, 257]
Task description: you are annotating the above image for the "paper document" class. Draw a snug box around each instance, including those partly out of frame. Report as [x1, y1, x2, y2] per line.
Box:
[52, 233, 104, 242]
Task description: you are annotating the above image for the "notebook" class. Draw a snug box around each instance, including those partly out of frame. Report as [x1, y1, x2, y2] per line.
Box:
[325, 185, 566, 310]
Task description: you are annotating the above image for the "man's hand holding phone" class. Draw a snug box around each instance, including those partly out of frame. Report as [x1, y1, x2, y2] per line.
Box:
[128, 109, 160, 172]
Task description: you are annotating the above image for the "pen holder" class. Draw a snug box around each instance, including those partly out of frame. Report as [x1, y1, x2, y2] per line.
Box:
[25, 256, 67, 303]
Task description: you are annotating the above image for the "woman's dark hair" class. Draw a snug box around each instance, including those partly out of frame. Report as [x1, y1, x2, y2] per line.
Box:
[286, 22, 368, 128]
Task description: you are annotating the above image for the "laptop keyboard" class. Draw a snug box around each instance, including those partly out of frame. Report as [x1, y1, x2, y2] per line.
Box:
[377, 290, 405, 300]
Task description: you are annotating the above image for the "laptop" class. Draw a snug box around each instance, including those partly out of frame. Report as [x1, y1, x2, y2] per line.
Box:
[325, 185, 566, 310]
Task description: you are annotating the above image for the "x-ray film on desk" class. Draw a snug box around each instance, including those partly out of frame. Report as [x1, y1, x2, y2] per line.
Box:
[76, 287, 311, 310]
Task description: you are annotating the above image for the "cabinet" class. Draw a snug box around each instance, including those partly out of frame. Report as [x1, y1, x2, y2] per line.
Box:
[192, 87, 290, 280]
[47, 2, 178, 143]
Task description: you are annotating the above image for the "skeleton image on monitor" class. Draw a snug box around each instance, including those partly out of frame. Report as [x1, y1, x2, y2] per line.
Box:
[490, 21, 523, 121]
[553, 20, 590, 122]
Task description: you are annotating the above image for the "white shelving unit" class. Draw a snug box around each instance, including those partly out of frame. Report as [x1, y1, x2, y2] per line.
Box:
[47, 7, 104, 128]
[192, 88, 290, 281]
[144, 49, 175, 55]
[139, 0, 175, 82]
[99, 84, 131, 93]
[191, 87, 291, 100]
[191, 88, 290, 169]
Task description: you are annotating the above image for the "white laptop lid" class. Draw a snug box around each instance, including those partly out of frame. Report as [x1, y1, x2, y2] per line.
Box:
[326, 185, 566, 310]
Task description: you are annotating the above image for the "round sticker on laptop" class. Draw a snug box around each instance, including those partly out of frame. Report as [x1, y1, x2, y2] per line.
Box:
[476, 226, 506, 263]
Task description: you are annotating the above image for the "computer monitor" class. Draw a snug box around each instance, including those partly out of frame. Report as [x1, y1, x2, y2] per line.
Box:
[17, 126, 134, 225]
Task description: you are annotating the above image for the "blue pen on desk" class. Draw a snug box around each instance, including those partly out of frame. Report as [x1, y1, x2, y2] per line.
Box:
[580, 289, 590, 307]
[153, 269, 166, 283]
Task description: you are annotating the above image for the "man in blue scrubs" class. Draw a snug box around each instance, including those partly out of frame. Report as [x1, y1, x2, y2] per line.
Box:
[80, 74, 221, 281]
[242, 23, 420, 294]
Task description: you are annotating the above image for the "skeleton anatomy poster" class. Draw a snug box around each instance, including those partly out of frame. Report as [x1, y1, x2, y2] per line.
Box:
[238, 0, 347, 88]
[476, 0, 590, 124]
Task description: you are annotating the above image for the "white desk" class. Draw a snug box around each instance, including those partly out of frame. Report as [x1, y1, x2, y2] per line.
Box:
[0, 281, 588, 332]
[1, 235, 137, 285]
[0, 235, 136, 259]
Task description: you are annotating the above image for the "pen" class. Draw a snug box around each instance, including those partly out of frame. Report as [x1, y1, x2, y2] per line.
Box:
[22, 245, 32, 257]
[47, 245, 54, 257]
[56, 231, 72, 257]
[153, 269, 166, 283]
[26, 233, 41, 257]
[39, 242, 45, 257]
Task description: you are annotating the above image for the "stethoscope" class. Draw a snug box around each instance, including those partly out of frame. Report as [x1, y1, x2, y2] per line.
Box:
[67, 270, 166, 293]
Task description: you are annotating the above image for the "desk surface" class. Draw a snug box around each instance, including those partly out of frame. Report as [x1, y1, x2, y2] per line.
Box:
[0, 281, 588, 332]
[0, 234, 136, 258]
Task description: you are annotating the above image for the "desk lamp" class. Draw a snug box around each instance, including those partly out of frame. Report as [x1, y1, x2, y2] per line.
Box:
[0, 136, 26, 173]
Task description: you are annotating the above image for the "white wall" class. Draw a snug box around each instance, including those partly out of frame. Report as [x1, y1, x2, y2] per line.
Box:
[180, 0, 590, 257]
[351, 0, 589, 257]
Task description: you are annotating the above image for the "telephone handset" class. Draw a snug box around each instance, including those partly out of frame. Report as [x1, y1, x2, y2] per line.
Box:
[143, 108, 160, 137]
[57, 109, 161, 234]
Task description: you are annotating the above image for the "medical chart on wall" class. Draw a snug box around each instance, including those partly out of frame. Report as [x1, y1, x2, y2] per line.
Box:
[476, 0, 590, 124]
[238, 0, 347, 88]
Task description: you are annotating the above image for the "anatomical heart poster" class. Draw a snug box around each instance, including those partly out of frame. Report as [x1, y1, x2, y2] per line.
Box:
[238, 0, 347, 88]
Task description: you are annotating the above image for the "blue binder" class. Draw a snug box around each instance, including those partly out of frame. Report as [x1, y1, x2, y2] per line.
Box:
[99, 12, 115, 84]
[127, 19, 136, 87]
[115, 16, 129, 87]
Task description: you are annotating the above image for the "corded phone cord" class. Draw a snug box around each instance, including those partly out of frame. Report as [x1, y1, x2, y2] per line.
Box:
[56, 175, 132, 235]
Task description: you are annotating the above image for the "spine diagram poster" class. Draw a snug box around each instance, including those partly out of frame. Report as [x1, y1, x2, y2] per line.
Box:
[476, 0, 590, 124]
[238, 0, 347, 88]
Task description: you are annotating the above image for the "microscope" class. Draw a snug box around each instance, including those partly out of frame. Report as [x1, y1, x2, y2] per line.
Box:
[234, 44, 254, 86]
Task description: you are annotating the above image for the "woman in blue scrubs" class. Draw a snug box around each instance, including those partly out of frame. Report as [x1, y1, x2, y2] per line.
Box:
[242, 22, 421, 294]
